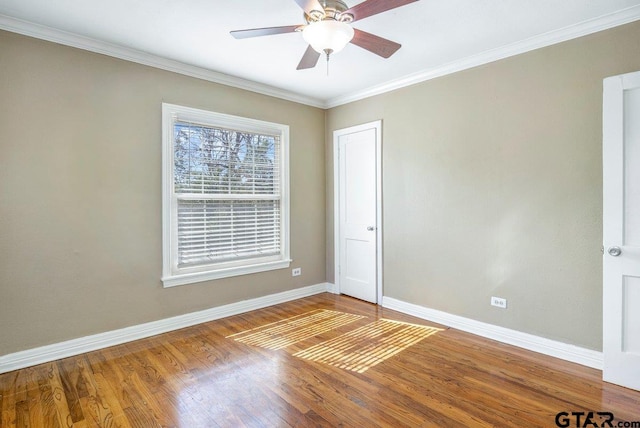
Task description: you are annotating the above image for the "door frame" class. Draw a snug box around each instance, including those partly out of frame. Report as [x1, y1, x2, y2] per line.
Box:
[333, 120, 383, 304]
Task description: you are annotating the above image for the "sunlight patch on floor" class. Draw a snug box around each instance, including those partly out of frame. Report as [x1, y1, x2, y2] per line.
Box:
[294, 319, 443, 373]
[227, 309, 366, 350]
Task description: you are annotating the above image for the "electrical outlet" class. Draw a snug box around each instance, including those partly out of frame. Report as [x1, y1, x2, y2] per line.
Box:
[491, 296, 507, 309]
[292, 268, 301, 277]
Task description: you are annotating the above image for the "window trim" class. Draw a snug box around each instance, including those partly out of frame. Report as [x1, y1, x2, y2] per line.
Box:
[161, 103, 290, 288]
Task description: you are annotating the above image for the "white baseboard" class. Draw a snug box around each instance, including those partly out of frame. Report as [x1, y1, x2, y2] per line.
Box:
[382, 296, 603, 370]
[0, 282, 332, 374]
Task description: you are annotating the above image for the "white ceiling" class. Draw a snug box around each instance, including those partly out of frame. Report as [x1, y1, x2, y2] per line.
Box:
[1, 0, 640, 107]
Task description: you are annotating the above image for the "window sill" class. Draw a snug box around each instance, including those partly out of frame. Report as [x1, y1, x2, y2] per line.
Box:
[162, 259, 292, 288]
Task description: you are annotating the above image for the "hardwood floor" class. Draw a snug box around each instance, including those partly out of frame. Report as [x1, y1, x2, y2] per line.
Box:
[1, 293, 639, 427]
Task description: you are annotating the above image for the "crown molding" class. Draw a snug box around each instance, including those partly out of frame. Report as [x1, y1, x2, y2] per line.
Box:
[0, 14, 326, 109]
[326, 4, 640, 108]
[2, 4, 640, 111]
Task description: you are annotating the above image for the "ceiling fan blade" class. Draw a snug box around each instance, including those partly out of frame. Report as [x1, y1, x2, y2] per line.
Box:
[296, 45, 321, 70]
[293, 0, 326, 15]
[230, 25, 301, 39]
[350, 29, 401, 58]
[343, 0, 419, 22]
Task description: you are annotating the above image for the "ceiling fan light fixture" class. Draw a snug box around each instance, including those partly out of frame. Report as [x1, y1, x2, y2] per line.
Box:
[302, 20, 354, 54]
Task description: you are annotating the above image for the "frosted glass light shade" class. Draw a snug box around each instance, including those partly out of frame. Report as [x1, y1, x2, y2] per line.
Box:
[302, 20, 354, 54]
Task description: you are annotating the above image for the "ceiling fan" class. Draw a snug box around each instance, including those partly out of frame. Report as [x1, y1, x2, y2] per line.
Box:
[230, 0, 419, 70]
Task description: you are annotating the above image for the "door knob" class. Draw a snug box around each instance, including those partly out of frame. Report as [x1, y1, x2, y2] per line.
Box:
[367, 226, 375, 231]
[608, 246, 622, 257]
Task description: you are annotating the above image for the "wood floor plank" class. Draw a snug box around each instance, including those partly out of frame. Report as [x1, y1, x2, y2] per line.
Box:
[54, 360, 84, 425]
[122, 343, 211, 427]
[74, 357, 123, 428]
[1, 392, 15, 428]
[45, 364, 74, 428]
[14, 400, 28, 428]
[90, 373, 132, 428]
[2, 293, 640, 427]
[33, 366, 61, 428]
[115, 359, 178, 428]
[24, 368, 46, 428]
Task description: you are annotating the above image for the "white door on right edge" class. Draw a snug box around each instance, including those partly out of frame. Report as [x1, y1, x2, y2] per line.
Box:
[603, 70, 640, 391]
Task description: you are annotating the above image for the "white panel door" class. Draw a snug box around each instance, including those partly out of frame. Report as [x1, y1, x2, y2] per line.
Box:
[603, 70, 640, 391]
[336, 122, 380, 303]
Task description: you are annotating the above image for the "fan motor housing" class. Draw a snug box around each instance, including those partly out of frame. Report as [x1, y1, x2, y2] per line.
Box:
[304, 0, 353, 23]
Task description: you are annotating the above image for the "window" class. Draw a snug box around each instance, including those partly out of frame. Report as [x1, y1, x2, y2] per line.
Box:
[162, 103, 290, 287]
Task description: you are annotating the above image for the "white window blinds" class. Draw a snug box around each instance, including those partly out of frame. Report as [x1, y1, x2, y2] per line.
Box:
[174, 122, 281, 269]
[162, 104, 290, 287]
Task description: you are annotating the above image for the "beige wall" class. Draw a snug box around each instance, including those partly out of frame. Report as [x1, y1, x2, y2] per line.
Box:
[326, 21, 640, 351]
[0, 31, 326, 355]
[3, 20, 640, 357]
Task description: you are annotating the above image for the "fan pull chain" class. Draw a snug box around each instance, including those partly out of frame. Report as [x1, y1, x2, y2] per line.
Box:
[324, 48, 333, 76]
[326, 52, 329, 76]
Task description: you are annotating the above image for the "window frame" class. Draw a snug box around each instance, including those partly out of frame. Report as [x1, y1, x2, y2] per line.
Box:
[161, 103, 290, 288]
